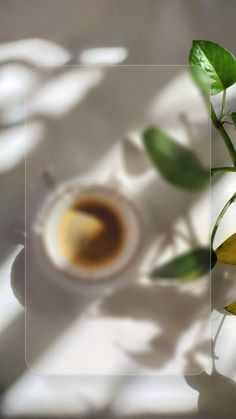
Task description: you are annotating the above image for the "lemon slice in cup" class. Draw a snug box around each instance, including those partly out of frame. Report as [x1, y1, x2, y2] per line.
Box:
[58, 209, 104, 263]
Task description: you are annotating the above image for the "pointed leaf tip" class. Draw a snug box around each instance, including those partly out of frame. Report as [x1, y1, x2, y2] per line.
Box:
[150, 247, 213, 281]
[225, 301, 236, 316]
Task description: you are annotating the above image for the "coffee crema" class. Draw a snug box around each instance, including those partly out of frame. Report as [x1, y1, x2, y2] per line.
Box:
[57, 198, 126, 268]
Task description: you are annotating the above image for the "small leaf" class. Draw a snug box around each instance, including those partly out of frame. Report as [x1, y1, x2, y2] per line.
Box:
[189, 40, 236, 95]
[150, 247, 213, 281]
[143, 127, 209, 191]
[224, 301, 236, 316]
[230, 112, 236, 127]
[215, 233, 236, 265]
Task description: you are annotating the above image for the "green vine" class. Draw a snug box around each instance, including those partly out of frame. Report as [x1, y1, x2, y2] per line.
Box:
[143, 40, 236, 314]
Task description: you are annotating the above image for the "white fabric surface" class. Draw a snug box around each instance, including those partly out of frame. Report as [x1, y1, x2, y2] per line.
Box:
[0, 1, 236, 417]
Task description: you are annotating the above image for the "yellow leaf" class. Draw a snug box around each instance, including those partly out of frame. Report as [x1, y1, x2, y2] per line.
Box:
[215, 233, 236, 265]
[224, 301, 236, 315]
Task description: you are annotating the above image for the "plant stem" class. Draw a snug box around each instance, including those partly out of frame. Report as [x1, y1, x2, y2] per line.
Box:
[211, 192, 236, 248]
[211, 167, 236, 176]
[220, 89, 226, 119]
[211, 102, 236, 166]
[212, 314, 226, 372]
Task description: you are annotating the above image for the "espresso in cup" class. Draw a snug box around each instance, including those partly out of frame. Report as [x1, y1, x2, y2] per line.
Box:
[42, 185, 142, 283]
[58, 197, 125, 267]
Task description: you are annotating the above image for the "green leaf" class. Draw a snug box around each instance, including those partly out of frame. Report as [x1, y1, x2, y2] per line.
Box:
[230, 112, 236, 127]
[189, 40, 236, 95]
[215, 233, 236, 265]
[143, 127, 209, 191]
[224, 301, 236, 316]
[150, 248, 214, 281]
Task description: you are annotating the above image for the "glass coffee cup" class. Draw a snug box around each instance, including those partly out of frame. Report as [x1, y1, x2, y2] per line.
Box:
[32, 177, 144, 293]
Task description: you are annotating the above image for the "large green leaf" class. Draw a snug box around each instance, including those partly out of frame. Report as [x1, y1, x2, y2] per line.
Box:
[189, 40, 236, 95]
[143, 127, 209, 191]
[225, 301, 236, 316]
[150, 247, 215, 281]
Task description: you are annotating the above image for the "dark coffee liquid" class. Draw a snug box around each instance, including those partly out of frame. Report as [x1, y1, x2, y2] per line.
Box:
[70, 199, 125, 268]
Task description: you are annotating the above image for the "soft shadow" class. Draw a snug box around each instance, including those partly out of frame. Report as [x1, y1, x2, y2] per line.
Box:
[0, 413, 204, 419]
[0, 313, 25, 393]
[185, 351, 236, 418]
[0, 63, 211, 399]
[98, 281, 209, 371]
